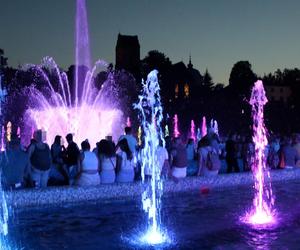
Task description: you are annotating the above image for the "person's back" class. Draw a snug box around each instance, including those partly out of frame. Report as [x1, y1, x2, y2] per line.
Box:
[81, 151, 98, 171]
[281, 144, 297, 168]
[116, 139, 135, 183]
[171, 138, 188, 178]
[76, 140, 100, 187]
[1, 148, 27, 188]
[66, 141, 80, 167]
[29, 130, 51, 188]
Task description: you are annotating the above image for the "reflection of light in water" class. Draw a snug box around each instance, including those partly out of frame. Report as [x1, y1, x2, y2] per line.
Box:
[242, 80, 275, 226]
[139, 228, 170, 245]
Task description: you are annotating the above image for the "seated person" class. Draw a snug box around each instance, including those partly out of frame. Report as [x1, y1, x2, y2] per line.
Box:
[116, 139, 135, 183]
[98, 139, 116, 184]
[1, 134, 28, 189]
[76, 140, 100, 186]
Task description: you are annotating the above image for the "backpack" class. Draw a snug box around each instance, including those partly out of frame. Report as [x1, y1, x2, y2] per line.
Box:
[206, 149, 221, 171]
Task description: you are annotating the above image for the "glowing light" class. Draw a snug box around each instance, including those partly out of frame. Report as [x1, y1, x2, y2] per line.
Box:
[139, 228, 170, 245]
[242, 80, 275, 226]
[6, 122, 11, 142]
[164, 125, 169, 137]
[190, 120, 196, 141]
[126, 117, 131, 127]
[1, 126, 5, 152]
[138, 126, 142, 146]
[173, 114, 180, 138]
[134, 70, 167, 245]
[196, 128, 201, 142]
[201, 116, 207, 137]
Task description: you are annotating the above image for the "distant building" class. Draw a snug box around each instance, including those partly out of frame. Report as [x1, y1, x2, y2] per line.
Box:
[169, 56, 203, 103]
[265, 85, 292, 103]
[115, 33, 140, 79]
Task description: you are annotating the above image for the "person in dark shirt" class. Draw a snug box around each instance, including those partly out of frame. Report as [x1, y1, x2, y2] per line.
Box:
[225, 133, 240, 173]
[65, 133, 80, 185]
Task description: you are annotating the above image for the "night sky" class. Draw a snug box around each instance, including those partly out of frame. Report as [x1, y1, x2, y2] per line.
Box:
[1, 0, 300, 84]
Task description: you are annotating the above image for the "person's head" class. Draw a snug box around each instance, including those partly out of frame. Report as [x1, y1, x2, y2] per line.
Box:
[8, 134, 20, 150]
[187, 138, 194, 145]
[197, 137, 210, 150]
[54, 135, 62, 145]
[98, 139, 115, 158]
[66, 133, 73, 143]
[173, 136, 184, 146]
[125, 126, 132, 135]
[118, 138, 133, 160]
[81, 139, 90, 151]
[34, 129, 43, 143]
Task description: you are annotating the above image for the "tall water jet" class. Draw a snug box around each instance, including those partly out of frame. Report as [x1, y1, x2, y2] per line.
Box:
[196, 128, 201, 142]
[134, 70, 168, 245]
[242, 80, 275, 225]
[201, 116, 207, 137]
[173, 114, 180, 138]
[75, 0, 91, 107]
[190, 120, 196, 141]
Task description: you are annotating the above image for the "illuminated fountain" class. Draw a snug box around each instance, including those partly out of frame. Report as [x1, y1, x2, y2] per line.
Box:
[134, 70, 169, 245]
[242, 80, 275, 226]
[190, 120, 196, 141]
[173, 114, 180, 138]
[0, 75, 9, 248]
[23, 0, 123, 147]
[201, 116, 207, 137]
[164, 125, 169, 137]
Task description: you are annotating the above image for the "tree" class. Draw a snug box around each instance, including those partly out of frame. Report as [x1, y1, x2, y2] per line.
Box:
[203, 69, 214, 89]
[229, 61, 257, 95]
[141, 50, 172, 76]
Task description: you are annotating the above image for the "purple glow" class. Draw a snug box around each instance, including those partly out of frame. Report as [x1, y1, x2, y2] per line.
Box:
[190, 120, 196, 141]
[242, 80, 275, 226]
[1, 126, 5, 152]
[22, 0, 123, 147]
[173, 114, 180, 138]
[201, 116, 207, 137]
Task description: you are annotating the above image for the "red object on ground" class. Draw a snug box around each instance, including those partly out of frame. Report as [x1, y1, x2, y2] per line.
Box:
[200, 186, 210, 194]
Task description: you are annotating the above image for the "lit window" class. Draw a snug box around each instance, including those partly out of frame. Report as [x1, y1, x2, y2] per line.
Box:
[175, 84, 179, 98]
[184, 83, 189, 98]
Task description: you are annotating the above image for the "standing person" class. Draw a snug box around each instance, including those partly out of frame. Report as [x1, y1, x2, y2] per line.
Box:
[225, 133, 239, 173]
[98, 139, 116, 184]
[118, 127, 137, 160]
[76, 140, 100, 186]
[267, 137, 280, 169]
[64, 133, 80, 185]
[186, 138, 197, 176]
[116, 139, 135, 183]
[28, 130, 51, 188]
[49, 135, 68, 186]
[292, 134, 300, 167]
[279, 136, 298, 169]
[170, 137, 188, 179]
[1, 134, 28, 189]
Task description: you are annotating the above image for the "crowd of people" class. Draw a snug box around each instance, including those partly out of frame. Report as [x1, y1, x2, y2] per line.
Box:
[1, 126, 300, 190]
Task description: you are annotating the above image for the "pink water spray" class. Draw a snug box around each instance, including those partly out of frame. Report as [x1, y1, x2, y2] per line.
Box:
[244, 80, 275, 225]
[173, 114, 180, 138]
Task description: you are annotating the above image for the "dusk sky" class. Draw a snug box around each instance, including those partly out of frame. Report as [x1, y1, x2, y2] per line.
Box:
[1, 0, 300, 84]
